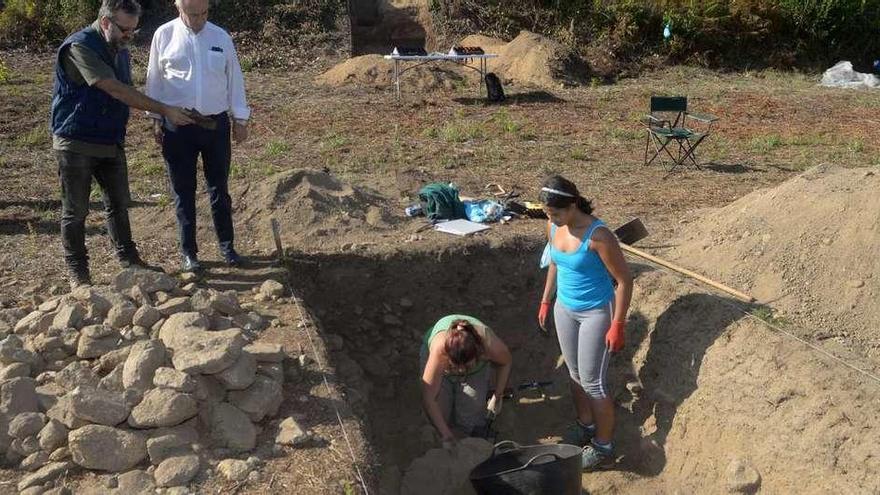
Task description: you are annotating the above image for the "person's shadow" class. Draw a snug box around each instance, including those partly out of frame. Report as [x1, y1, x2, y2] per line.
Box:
[612, 293, 755, 475]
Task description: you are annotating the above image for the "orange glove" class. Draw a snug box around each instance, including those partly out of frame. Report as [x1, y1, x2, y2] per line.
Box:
[605, 320, 625, 352]
[538, 301, 552, 329]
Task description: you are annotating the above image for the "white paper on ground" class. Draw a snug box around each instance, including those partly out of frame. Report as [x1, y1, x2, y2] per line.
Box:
[433, 219, 491, 236]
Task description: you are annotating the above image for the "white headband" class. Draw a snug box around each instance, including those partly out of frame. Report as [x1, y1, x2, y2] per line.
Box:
[541, 187, 576, 198]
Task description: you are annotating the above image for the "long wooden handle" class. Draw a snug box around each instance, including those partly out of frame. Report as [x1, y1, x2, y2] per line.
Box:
[620, 244, 756, 303]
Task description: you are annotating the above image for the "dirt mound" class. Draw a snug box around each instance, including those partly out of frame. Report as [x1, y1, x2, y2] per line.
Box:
[236, 168, 394, 250]
[665, 165, 880, 361]
[592, 269, 880, 493]
[492, 31, 590, 87]
[458, 34, 507, 53]
[318, 30, 590, 91]
[315, 54, 466, 90]
[466, 30, 590, 88]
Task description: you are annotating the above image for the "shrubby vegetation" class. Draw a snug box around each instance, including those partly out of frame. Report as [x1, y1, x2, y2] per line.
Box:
[1, 0, 877, 70]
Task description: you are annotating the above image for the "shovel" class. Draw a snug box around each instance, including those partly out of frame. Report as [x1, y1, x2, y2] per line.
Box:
[613, 218, 755, 303]
[613, 218, 650, 246]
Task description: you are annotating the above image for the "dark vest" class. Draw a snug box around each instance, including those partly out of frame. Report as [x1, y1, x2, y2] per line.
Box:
[50, 26, 131, 146]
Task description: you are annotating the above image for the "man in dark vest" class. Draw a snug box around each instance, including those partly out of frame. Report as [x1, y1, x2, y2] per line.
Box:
[51, 0, 194, 289]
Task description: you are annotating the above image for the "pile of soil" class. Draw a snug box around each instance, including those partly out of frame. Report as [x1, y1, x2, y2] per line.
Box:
[317, 30, 590, 90]
[315, 54, 467, 91]
[467, 31, 590, 88]
[234, 169, 396, 251]
[664, 165, 880, 362]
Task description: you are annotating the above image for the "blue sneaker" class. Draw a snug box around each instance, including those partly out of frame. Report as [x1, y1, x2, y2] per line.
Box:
[561, 421, 595, 447]
[581, 443, 615, 471]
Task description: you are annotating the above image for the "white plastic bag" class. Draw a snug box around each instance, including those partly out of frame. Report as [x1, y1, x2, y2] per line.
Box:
[820, 61, 880, 89]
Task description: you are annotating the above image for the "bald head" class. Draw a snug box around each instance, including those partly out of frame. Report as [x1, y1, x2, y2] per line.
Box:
[177, 0, 209, 32]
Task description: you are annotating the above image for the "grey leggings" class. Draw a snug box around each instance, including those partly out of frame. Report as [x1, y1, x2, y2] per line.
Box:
[554, 300, 613, 399]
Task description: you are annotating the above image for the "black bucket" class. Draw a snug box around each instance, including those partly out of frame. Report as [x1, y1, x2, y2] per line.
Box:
[469, 441, 583, 495]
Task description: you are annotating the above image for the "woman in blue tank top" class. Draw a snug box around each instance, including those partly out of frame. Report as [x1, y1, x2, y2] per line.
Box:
[537, 175, 633, 470]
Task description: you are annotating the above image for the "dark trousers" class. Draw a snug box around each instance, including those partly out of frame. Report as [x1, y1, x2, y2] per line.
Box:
[56, 149, 137, 273]
[162, 113, 234, 258]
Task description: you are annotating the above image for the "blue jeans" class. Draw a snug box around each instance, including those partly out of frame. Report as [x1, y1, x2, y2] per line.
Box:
[162, 113, 234, 258]
[56, 149, 137, 273]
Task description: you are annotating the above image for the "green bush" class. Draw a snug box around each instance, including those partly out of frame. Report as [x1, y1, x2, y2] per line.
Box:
[431, 0, 880, 70]
[0, 0, 345, 49]
[0, 0, 100, 47]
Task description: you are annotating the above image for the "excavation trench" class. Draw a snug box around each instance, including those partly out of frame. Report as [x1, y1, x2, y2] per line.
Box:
[285, 239, 880, 494]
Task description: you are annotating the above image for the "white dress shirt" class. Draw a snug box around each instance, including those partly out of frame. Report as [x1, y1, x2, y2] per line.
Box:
[146, 18, 250, 121]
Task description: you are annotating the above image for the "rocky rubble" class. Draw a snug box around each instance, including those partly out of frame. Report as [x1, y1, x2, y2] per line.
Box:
[0, 270, 304, 493]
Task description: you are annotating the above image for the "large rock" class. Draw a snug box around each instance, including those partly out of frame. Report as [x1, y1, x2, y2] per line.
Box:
[116, 469, 156, 494]
[158, 312, 210, 344]
[205, 402, 256, 451]
[155, 454, 200, 487]
[106, 302, 137, 329]
[259, 279, 285, 298]
[209, 291, 242, 316]
[114, 269, 177, 294]
[17, 461, 75, 491]
[131, 305, 161, 329]
[164, 327, 245, 374]
[0, 334, 40, 366]
[213, 351, 256, 390]
[35, 383, 64, 412]
[9, 412, 47, 439]
[156, 297, 192, 316]
[188, 289, 215, 317]
[192, 374, 226, 404]
[1, 377, 39, 416]
[46, 395, 89, 430]
[275, 416, 309, 447]
[14, 311, 54, 335]
[233, 311, 266, 332]
[38, 419, 69, 452]
[257, 362, 284, 383]
[76, 325, 120, 359]
[97, 346, 132, 374]
[52, 303, 85, 330]
[217, 458, 251, 481]
[0, 362, 31, 380]
[70, 287, 112, 318]
[152, 367, 196, 393]
[20, 450, 50, 471]
[122, 340, 166, 392]
[228, 376, 282, 421]
[243, 342, 284, 362]
[146, 424, 198, 464]
[55, 361, 100, 390]
[70, 386, 129, 426]
[128, 388, 197, 428]
[10, 435, 40, 457]
[68, 425, 146, 472]
[726, 458, 761, 493]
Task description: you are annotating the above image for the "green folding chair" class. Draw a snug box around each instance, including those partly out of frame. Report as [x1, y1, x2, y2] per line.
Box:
[644, 96, 718, 175]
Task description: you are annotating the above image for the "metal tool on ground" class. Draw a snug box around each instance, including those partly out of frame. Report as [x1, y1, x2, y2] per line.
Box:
[613, 217, 756, 303]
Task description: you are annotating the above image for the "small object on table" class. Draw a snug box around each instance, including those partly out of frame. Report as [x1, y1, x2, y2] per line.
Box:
[392, 46, 428, 57]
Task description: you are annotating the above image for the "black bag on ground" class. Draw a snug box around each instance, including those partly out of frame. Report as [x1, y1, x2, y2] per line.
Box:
[485, 72, 505, 103]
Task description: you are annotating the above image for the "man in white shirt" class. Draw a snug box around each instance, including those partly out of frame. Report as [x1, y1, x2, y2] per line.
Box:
[146, 0, 250, 272]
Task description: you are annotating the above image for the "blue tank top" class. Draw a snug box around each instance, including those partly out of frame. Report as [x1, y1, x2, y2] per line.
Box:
[549, 220, 615, 311]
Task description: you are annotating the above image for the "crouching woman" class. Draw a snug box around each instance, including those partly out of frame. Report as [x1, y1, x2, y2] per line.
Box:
[420, 314, 512, 443]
